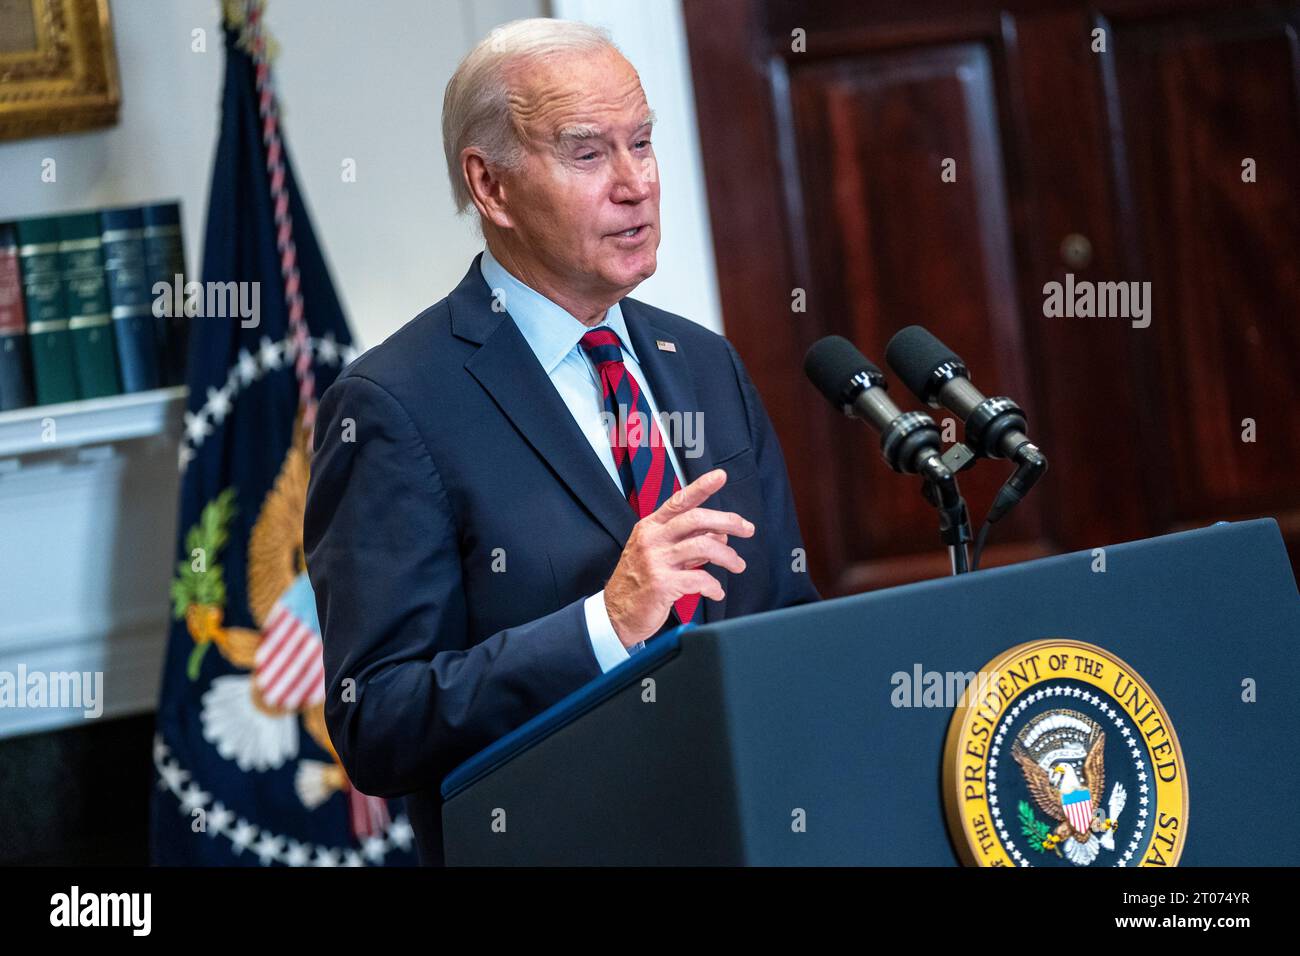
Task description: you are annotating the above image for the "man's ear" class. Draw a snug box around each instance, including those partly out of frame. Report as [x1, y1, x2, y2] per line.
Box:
[463, 149, 513, 230]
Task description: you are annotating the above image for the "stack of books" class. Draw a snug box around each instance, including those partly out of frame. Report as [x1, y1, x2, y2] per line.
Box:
[0, 202, 190, 411]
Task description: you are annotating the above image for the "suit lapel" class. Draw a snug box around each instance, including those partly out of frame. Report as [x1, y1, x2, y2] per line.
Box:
[453, 259, 636, 550]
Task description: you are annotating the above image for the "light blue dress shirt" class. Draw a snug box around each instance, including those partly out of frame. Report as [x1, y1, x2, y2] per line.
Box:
[479, 248, 688, 673]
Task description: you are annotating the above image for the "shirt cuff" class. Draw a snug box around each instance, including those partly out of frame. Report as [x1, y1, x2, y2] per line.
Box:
[584, 590, 643, 673]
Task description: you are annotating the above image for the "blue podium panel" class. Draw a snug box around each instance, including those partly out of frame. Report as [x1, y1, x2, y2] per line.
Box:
[441, 519, 1299, 865]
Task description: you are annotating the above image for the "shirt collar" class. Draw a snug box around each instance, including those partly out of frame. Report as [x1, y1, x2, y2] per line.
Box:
[479, 246, 636, 374]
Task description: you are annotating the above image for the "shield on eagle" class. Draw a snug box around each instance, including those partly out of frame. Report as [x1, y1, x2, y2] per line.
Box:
[1061, 786, 1094, 833]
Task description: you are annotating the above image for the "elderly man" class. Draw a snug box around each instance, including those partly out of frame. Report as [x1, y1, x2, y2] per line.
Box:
[304, 18, 819, 866]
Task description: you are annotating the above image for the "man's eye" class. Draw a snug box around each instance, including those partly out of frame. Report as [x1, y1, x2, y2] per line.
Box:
[634, 140, 651, 150]
[577, 151, 598, 161]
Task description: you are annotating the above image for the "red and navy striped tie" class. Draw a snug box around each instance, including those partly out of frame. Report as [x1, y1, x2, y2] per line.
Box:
[579, 327, 702, 625]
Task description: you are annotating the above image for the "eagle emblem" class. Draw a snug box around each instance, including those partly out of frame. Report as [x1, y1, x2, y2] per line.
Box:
[1012, 709, 1127, 866]
[170, 410, 391, 841]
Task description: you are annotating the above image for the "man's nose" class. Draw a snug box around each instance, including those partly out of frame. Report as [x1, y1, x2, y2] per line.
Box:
[610, 150, 653, 203]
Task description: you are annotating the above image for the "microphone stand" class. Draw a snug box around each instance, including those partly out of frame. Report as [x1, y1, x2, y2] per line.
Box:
[918, 447, 975, 575]
[875, 409, 977, 577]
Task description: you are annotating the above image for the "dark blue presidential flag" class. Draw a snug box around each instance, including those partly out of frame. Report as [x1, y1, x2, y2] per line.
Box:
[150, 2, 415, 866]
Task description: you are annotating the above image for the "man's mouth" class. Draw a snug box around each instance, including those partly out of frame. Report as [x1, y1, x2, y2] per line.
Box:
[609, 224, 649, 239]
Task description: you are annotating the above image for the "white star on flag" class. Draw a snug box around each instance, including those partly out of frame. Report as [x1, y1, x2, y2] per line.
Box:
[230, 819, 258, 852]
[258, 335, 283, 369]
[317, 332, 340, 364]
[313, 847, 341, 867]
[184, 410, 212, 443]
[157, 760, 189, 793]
[207, 385, 234, 423]
[284, 841, 311, 867]
[253, 833, 284, 865]
[362, 835, 387, 863]
[208, 802, 235, 834]
[236, 348, 259, 385]
[178, 781, 211, 815]
[388, 817, 415, 849]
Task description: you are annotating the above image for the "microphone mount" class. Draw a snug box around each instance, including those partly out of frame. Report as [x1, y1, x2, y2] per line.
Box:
[843, 373, 976, 574]
[917, 451, 974, 575]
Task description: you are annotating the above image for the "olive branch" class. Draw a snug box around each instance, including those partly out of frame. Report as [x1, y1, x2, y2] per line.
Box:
[169, 488, 237, 679]
[1018, 800, 1052, 852]
[171, 487, 237, 616]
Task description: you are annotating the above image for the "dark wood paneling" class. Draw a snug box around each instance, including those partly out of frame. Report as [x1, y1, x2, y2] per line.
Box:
[1110, 7, 1300, 525]
[1002, 8, 1156, 555]
[784, 44, 1046, 581]
[684, 0, 1300, 594]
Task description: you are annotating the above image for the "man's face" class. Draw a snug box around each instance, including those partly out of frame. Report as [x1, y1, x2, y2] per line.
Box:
[498, 46, 660, 305]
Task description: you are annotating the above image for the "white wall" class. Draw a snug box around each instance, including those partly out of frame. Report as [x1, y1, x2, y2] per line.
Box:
[0, 0, 721, 346]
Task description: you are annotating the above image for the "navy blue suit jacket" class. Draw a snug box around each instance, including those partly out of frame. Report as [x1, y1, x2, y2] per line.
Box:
[304, 257, 820, 865]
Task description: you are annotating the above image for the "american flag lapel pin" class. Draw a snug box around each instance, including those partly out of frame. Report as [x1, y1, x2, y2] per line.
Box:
[655, 339, 677, 352]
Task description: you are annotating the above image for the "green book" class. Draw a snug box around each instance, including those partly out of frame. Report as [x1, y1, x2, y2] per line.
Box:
[58, 212, 121, 399]
[15, 216, 78, 405]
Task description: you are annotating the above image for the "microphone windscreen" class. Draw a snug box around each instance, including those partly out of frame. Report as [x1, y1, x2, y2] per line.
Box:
[885, 325, 963, 402]
[804, 335, 881, 408]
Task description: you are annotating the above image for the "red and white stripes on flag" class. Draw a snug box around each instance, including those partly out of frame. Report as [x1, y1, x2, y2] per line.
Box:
[349, 787, 391, 839]
[253, 601, 326, 712]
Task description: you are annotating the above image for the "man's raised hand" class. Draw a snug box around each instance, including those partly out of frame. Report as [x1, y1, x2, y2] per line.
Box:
[602, 468, 754, 647]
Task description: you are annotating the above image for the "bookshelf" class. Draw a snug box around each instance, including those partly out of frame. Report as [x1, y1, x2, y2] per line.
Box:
[0, 386, 186, 457]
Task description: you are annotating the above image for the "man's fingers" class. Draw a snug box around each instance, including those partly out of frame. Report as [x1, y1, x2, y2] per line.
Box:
[661, 507, 754, 542]
[679, 569, 725, 602]
[670, 536, 746, 575]
[652, 468, 727, 522]
[681, 532, 727, 566]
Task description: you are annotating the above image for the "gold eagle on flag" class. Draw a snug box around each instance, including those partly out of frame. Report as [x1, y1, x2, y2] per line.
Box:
[172, 412, 391, 839]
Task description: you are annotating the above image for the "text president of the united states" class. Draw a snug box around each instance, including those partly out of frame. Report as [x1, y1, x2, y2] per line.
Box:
[304, 18, 820, 865]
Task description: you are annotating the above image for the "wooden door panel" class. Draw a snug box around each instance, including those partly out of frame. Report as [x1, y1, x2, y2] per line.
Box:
[783, 43, 1047, 587]
[1108, 8, 1300, 532]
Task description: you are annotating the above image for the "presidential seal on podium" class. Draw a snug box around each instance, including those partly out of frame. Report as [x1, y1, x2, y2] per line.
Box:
[943, 639, 1188, 867]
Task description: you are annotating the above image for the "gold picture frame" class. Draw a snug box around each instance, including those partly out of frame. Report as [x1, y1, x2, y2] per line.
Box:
[0, 0, 120, 141]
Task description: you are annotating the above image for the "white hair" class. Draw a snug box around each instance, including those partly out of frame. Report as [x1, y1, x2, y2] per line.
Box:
[441, 18, 617, 214]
